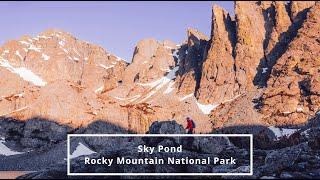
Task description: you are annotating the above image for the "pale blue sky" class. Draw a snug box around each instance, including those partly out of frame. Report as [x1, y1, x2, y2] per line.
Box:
[0, 1, 234, 62]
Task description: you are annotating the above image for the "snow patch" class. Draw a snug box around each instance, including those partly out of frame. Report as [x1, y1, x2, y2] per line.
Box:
[99, 64, 114, 70]
[138, 66, 179, 88]
[196, 101, 219, 114]
[19, 41, 30, 45]
[0, 58, 47, 86]
[173, 49, 179, 58]
[138, 66, 178, 89]
[192, 94, 242, 115]
[95, 86, 104, 93]
[17, 93, 24, 97]
[116, 56, 122, 61]
[62, 48, 68, 53]
[113, 94, 141, 102]
[163, 81, 175, 94]
[41, 53, 50, 61]
[160, 67, 171, 72]
[10, 68, 46, 86]
[138, 90, 157, 102]
[172, 49, 181, 65]
[137, 65, 179, 102]
[59, 40, 65, 46]
[301, 128, 310, 138]
[38, 35, 51, 39]
[28, 44, 41, 52]
[0, 138, 24, 156]
[268, 126, 299, 140]
[179, 93, 194, 101]
[297, 107, 303, 112]
[70, 142, 96, 159]
[262, 68, 268, 74]
[15, 51, 23, 59]
[222, 94, 242, 104]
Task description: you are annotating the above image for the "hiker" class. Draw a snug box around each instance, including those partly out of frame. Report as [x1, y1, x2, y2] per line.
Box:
[185, 117, 195, 134]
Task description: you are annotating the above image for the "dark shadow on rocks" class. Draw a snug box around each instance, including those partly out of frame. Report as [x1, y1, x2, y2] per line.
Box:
[253, 5, 312, 88]
[175, 34, 209, 96]
[213, 123, 313, 150]
[15, 120, 250, 179]
[75, 120, 136, 134]
[306, 112, 320, 128]
[0, 116, 72, 150]
[214, 125, 276, 149]
[0, 117, 138, 172]
[6, 118, 320, 179]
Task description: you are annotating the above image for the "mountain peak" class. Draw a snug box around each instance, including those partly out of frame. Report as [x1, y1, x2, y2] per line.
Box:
[39, 28, 73, 37]
[187, 27, 208, 41]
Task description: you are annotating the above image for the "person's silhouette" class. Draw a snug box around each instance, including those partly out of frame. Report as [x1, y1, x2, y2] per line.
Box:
[185, 117, 195, 134]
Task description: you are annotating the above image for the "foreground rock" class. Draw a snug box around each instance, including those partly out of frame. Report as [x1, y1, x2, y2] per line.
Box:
[0, 117, 72, 150]
[16, 120, 251, 179]
[0, 119, 316, 179]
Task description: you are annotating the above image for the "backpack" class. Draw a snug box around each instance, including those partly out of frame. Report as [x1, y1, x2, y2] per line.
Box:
[191, 120, 196, 128]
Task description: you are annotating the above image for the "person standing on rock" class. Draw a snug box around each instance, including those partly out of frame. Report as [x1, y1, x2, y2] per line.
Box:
[185, 117, 195, 134]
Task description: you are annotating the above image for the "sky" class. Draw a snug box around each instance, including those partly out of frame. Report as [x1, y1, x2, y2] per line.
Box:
[0, 1, 234, 62]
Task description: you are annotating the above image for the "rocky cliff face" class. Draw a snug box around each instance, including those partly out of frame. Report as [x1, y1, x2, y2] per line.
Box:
[0, 29, 128, 126]
[176, 28, 209, 96]
[261, 2, 320, 126]
[233, 1, 267, 91]
[206, 1, 320, 128]
[103, 36, 212, 133]
[0, 1, 319, 133]
[290, 1, 316, 23]
[196, 5, 236, 104]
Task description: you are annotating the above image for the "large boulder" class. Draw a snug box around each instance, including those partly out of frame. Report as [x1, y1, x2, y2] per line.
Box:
[256, 143, 308, 176]
[184, 136, 232, 154]
[78, 120, 144, 152]
[21, 118, 71, 148]
[148, 120, 185, 134]
[0, 118, 24, 141]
